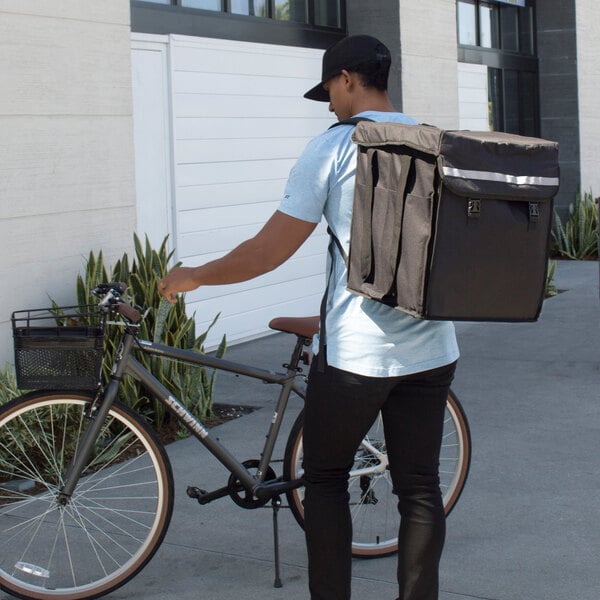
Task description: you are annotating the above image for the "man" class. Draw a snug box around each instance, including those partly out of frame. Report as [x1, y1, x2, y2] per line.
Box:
[159, 35, 459, 600]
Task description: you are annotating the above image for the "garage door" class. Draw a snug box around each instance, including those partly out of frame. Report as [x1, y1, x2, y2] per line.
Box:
[132, 34, 335, 349]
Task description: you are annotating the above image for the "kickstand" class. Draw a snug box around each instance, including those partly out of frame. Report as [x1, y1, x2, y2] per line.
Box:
[272, 495, 283, 588]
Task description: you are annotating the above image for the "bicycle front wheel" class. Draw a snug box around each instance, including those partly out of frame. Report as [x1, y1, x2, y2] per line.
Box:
[0, 391, 174, 600]
[283, 390, 471, 558]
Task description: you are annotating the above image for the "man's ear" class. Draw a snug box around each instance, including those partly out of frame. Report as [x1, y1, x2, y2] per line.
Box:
[340, 69, 353, 89]
[340, 69, 360, 92]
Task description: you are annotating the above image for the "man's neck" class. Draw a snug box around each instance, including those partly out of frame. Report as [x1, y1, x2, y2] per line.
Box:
[352, 91, 396, 115]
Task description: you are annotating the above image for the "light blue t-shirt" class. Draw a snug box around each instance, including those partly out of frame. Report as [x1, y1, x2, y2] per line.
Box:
[279, 110, 459, 377]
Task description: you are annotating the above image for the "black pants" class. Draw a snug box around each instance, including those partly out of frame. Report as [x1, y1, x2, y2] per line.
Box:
[302, 359, 457, 600]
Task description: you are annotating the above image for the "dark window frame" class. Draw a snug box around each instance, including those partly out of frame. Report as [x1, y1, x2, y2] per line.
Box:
[131, 0, 346, 49]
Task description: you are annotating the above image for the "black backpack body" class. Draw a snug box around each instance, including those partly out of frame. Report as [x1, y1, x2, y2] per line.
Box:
[331, 120, 559, 322]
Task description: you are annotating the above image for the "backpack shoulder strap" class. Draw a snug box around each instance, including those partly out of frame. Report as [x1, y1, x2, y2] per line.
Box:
[325, 115, 375, 265]
[328, 116, 374, 130]
[318, 117, 374, 371]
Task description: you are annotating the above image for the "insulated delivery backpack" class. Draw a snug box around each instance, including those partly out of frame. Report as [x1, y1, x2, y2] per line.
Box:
[334, 120, 560, 322]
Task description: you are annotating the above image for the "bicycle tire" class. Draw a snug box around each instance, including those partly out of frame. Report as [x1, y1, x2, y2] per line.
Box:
[0, 391, 174, 600]
[283, 390, 471, 558]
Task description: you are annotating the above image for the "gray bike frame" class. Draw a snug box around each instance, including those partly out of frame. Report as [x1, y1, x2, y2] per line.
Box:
[60, 325, 308, 503]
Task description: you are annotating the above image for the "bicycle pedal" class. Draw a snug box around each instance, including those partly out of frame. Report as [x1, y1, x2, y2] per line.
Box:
[186, 486, 207, 500]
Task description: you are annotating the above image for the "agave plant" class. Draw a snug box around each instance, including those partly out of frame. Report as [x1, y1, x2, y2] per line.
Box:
[545, 260, 558, 298]
[56, 234, 226, 429]
[552, 190, 599, 260]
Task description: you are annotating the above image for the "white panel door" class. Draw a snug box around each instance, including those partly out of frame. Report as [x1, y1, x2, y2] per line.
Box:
[131, 35, 174, 250]
[133, 34, 334, 349]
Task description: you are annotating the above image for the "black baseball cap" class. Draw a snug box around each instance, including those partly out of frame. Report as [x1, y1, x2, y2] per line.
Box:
[304, 35, 391, 102]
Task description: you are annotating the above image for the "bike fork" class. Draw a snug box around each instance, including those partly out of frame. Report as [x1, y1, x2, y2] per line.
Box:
[57, 380, 119, 503]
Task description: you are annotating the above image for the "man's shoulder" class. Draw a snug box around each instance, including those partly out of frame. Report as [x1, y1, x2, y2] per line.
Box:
[353, 110, 418, 125]
[308, 121, 355, 151]
[304, 110, 419, 157]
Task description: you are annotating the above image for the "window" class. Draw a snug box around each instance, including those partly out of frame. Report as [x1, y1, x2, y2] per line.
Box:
[520, 71, 537, 136]
[457, 0, 477, 46]
[231, 0, 268, 17]
[487, 68, 537, 135]
[458, 1, 539, 137]
[457, 0, 534, 54]
[274, 0, 307, 22]
[500, 5, 518, 51]
[488, 67, 503, 131]
[135, 0, 342, 28]
[503, 69, 520, 132]
[479, 2, 499, 49]
[519, 6, 534, 55]
[315, 0, 341, 28]
[181, 0, 221, 9]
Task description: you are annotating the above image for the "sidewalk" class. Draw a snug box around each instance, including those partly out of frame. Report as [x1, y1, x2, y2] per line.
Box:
[103, 261, 600, 600]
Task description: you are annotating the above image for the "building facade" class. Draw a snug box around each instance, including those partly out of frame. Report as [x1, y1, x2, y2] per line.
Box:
[0, 0, 597, 363]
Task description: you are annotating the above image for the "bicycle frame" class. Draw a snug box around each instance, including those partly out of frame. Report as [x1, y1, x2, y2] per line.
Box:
[60, 325, 308, 504]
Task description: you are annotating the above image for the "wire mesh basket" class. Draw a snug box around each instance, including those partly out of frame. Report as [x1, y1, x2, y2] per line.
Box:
[12, 305, 105, 391]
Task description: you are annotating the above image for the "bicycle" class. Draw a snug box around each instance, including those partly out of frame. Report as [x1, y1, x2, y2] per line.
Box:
[1, 283, 471, 600]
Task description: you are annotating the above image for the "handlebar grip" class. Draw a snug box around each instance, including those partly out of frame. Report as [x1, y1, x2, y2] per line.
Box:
[117, 303, 142, 324]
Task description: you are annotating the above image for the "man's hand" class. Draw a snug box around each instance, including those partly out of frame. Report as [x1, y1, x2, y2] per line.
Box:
[158, 267, 200, 303]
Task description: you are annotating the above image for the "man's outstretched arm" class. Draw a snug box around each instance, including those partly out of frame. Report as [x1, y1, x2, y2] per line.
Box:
[158, 210, 318, 303]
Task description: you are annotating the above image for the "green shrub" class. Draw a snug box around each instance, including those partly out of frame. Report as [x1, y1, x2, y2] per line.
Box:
[552, 190, 599, 260]
[55, 234, 226, 429]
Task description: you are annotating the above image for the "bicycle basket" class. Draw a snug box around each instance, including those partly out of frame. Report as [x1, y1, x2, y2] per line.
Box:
[11, 306, 105, 391]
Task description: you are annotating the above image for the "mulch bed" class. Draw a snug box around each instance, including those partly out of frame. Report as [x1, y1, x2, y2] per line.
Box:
[204, 403, 257, 427]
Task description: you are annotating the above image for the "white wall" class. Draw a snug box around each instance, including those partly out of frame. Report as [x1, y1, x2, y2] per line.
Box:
[132, 35, 333, 349]
[0, 1, 137, 365]
[575, 0, 600, 197]
[399, 0, 460, 129]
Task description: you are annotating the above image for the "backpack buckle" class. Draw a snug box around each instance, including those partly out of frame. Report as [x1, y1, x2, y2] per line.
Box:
[467, 199, 481, 219]
[529, 202, 540, 223]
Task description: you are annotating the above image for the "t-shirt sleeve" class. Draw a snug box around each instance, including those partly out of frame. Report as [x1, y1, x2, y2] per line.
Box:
[278, 134, 336, 224]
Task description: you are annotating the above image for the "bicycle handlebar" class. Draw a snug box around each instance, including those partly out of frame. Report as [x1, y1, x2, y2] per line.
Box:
[92, 282, 142, 324]
[116, 302, 142, 324]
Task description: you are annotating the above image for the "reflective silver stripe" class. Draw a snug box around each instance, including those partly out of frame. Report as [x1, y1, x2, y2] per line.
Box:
[443, 166, 559, 186]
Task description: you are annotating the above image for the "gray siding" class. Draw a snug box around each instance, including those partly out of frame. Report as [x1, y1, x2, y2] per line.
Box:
[346, 0, 403, 110]
[537, 0, 580, 213]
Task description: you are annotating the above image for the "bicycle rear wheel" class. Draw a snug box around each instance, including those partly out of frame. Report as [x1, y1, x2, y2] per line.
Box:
[0, 391, 174, 600]
[283, 390, 471, 557]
